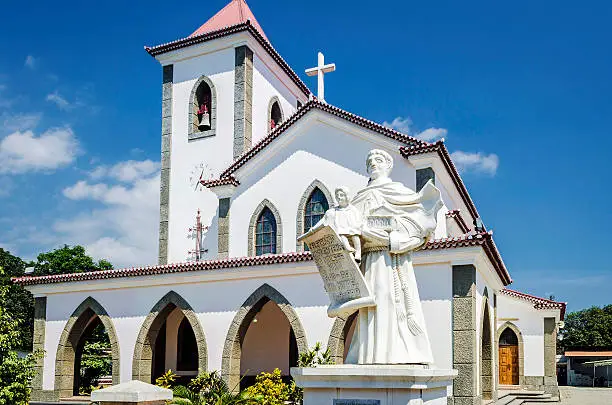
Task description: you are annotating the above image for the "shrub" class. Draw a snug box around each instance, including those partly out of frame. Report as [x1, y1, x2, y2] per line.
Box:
[156, 370, 178, 389]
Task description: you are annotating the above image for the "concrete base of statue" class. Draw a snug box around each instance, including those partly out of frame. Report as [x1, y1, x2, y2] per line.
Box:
[291, 364, 457, 405]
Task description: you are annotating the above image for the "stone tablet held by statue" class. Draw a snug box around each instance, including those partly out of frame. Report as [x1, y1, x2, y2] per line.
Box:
[299, 225, 376, 318]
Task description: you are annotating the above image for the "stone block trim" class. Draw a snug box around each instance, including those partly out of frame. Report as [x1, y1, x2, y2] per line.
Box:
[30, 297, 47, 401]
[218, 198, 231, 259]
[452, 265, 478, 404]
[416, 167, 435, 191]
[233, 46, 253, 159]
[326, 312, 358, 364]
[480, 297, 494, 400]
[543, 317, 560, 396]
[221, 283, 308, 391]
[132, 291, 208, 383]
[295, 180, 333, 252]
[247, 199, 283, 256]
[54, 297, 120, 399]
[159, 64, 173, 265]
[188, 75, 217, 140]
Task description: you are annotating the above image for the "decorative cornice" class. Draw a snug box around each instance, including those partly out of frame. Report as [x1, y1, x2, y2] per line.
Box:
[145, 21, 310, 97]
[500, 288, 566, 320]
[400, 140, 480, 221]
[201, 176, 240, 188]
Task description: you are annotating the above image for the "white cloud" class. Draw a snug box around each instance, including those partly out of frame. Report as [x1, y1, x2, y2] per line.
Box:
[415, 127, 447, 142]
[383, 116, 447, 142]
[89, 160, 160, 183]
[0, 127, 79, 174]
[46, 91, 71, 110]
[1, 112, 42, 132]
[57, 163, 160, 267]
[24, 55, 37, 70]
[451, 151, 499, 176]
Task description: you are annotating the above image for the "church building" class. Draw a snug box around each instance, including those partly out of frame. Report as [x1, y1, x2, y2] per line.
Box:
[15, 1, 566, 403]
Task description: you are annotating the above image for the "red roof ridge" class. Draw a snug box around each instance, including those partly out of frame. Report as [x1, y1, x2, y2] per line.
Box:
[190, 0, 269, 42]
[500, 288, 566, 319]
[219, 99, 429, 179]
[145, 22, 309, 97]
[445, 209, 471, 234]
[399, 141, 480, 222]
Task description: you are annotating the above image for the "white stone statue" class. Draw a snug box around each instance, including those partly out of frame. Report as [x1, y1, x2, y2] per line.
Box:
[344, 149, 443, 365]
[320, 186, 363, 262]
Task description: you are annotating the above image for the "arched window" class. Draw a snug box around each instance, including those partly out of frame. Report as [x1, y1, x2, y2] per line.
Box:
[303, 188, 329, 251]
[500, 328, 519, 346]
[255, 207, 277, 255]
[268, 97, 284, 131]
[189, 76, 217, 140]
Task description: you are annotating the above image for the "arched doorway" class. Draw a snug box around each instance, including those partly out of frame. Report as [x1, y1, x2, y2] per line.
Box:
[481, 299, 493, 399]
[132, 291, 207, 384]
[498, 327, 520, 385]
[54, 297, 120, 399]
[221, 284, 308, 391]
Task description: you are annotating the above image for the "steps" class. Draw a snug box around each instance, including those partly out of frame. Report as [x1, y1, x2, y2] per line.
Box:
[494, 389, 559, 404]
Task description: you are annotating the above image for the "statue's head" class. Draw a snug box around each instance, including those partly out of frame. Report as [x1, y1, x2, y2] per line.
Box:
[335, 186, 350, 207]
[366, 149, 393, 181]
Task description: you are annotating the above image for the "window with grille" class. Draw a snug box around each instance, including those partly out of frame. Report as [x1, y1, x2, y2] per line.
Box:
[255, 207, 277, 256]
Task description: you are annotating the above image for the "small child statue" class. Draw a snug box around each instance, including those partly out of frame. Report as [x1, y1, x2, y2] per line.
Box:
[323, 186, 363, 262]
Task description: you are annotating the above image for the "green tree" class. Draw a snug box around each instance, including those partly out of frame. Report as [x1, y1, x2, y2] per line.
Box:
[34, 245, 112, 276]
[78, 323, 112, 394]
[560, 305, 612, 352]
[0, 266, 41, 405]
[0, 249, 33, 351]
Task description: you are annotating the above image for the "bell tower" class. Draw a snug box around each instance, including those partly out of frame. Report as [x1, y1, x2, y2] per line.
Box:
[146, 0, 310, 264]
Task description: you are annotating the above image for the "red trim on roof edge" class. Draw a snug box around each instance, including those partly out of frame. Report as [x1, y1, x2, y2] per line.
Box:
[500, 288, 566, 320]
[13, 233, 510, 287]
[445, 209, 470, 234]
[201, 176, 240, 188]
[400, 141, 480, 221]
[145, 21, 310, 97]
[220, 99, 429, 179]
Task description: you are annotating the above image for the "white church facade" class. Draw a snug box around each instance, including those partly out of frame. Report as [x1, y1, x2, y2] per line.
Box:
[15, 1, 566, 403]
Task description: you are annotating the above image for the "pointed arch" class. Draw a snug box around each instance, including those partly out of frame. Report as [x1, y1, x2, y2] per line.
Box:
[496, 321, 525, 386]
[54, 297, 120, 399]
[248, 199, 283, 256]
[481, 295, 494, 399]
[188, 75, 217, 140]
[221, 283, 308, 390]
[326, 311, 358, 364]
[132, 291, 208, 383]
[296, 180, 333, 252]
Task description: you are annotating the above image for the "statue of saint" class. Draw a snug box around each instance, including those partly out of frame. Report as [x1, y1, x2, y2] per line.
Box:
[345, 149, 443, 365]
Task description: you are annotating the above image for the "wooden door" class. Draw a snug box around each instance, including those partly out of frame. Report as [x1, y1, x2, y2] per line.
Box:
[499, 345, 519, 385]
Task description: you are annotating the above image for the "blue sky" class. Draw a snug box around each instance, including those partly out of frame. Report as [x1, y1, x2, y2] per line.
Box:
[0, 0, 610, 312]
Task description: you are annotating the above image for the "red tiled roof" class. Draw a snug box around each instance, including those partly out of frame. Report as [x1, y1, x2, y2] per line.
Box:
[201, 176, 240, 188]
[423, 231, 511, 285]
[13, 233, 510, 287]
[145, 21, 309, 97]
[12, 252, 314, 287]
[219, 99, 428, 179]
[445, 209, 471, 234]
[190, 0, 269, 42]
[500, 288, 566, 320]
[400, 141, 480, 221]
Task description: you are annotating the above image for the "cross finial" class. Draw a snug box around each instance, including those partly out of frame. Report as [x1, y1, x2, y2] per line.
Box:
[305, 52, 336, 103]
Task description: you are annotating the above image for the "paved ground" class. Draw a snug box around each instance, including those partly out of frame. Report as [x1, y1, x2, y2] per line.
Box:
[559, 386, 612, 405]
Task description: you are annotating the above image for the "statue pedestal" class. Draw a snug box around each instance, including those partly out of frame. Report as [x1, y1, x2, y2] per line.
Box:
[291, 365, 457, 405]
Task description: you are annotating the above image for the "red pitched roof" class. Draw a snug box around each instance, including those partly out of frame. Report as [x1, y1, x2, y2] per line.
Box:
[145, 22, 309, 97]
[500, 288, 566, 320]
[217, 99, 428, 179]
[190, 0, 269, 42]
[13, 234, 510, 287]
[445, 209, 471, 234]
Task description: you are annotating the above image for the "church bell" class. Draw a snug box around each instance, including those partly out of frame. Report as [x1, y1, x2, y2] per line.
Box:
[198, 104, 210, 130]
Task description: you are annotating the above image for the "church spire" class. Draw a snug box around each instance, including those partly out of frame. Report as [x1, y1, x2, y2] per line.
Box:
[190, 0, 269, 41]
